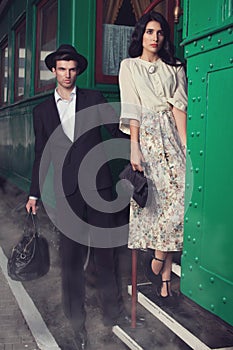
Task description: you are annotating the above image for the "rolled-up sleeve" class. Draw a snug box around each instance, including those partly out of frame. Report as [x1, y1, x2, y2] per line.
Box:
[167, 65, 187, 112]
[119, 59, 142, 134]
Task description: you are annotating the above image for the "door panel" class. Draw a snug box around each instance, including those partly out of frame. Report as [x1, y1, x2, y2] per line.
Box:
[181, 39, 233, 326]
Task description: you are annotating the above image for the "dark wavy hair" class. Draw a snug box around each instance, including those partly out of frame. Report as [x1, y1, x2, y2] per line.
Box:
[129, 11, 180, 66]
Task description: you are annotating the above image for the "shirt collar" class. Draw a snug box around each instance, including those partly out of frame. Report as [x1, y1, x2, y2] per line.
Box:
[54, 86, 76, 103]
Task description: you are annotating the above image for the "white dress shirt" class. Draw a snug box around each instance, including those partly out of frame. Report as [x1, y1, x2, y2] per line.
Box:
[55, 86, 76, 141]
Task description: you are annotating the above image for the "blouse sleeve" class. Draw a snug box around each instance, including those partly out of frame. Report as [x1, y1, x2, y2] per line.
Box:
[167, 65, 187, 112]
[119, 59, 142, 135]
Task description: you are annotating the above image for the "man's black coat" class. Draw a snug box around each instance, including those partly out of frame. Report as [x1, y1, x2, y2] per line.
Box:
[29, 88, 128, 200]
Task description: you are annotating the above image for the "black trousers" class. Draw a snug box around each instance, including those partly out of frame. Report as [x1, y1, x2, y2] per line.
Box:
[60, 235, 125, 330]
[58, 187, 128, 330]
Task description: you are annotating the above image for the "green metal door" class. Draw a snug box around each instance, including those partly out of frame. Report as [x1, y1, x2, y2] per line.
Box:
[181, 0, 233, 326]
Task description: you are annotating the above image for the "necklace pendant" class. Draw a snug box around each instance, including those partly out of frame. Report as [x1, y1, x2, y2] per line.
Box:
[148, 65, 156, 74]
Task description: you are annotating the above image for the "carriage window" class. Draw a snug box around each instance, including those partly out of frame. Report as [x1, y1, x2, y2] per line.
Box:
[35, 0, 58, 92]
[14, 18, 26, 101]
[95, 0, 171, 84]
[0, 40, 8, 106]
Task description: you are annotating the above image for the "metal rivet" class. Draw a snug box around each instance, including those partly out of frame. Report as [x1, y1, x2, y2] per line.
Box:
[188, 149, 191, 154]
[230, 58, 233, 64]
[185, 217, 189, 223]
[198, 186, 202, 192]
[193, 41, 197, 46]
[188, 290, 192, 296]
[200, 113, 204, 118]
[210, 63, 214, 68]
[192, 97, 196, 102]
[188, 114, 192, 120]
[191, 132, 195, 137]
[199, 284, 203, 290]
[193, 238, 196, 244]
[200, 150, 204, 155]
[189, 79, 193, 85]
[197, 96, 201, 102]
[194, 202, 198, 208]
[210, 304, 215, 310]
[195, 66, 199, 72]
[197, 221, 201, 227]
[195, 257, 199, 263]
[189, 201, 192, 207]
[208, 35, 212, 41]
[210, 277, 214, 283]
[187, 235, 191, 241]
[201, 45, 204, 50]
[181, 273, 185, 278]
[196, 131, 200, 136]
[201, 77, 205, 82]
[218, 39, 221, 44]
[185, 50, 189, 54]
[183, 250, 187, 256]
[228, 28, 232, 34]
[189, 265, 193, 271]
[195, 168, 199, 173]
[222, 297, 227, 304]
[187, 183, 190, 188]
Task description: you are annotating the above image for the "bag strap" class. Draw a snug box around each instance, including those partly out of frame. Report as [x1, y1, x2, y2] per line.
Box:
[24, 212, 39, 237]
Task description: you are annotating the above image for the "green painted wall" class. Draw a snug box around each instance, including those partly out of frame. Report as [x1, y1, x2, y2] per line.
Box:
[181, 0, 233, 326]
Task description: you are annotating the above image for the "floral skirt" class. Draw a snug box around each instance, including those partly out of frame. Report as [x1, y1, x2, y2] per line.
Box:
[128, 110, 186, 251]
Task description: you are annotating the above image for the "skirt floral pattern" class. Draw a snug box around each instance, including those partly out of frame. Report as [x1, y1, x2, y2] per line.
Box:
[128, 110, 186, 251]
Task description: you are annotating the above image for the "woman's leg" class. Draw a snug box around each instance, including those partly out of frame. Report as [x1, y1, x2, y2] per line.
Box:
[160, 252, 173, 297]
[151, 250, 167, 275]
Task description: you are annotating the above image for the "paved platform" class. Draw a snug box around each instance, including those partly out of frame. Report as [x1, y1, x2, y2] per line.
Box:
[1, 178, 233, 350]
[0, 254, 39, 350]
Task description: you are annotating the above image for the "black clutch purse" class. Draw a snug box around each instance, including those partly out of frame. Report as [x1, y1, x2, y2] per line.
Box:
[7, 213, 50, 281]
[119, 163, 153, 208]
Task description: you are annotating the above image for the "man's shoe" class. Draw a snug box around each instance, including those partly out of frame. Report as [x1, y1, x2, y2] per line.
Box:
[73, 327, 88, 350]
[116, 313, 145, 328]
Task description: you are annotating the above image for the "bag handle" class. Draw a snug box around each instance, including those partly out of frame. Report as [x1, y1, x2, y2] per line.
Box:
[24, 212, 38, 237]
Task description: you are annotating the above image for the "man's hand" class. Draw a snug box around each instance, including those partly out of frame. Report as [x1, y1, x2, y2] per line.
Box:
[26, 198, 38, 214]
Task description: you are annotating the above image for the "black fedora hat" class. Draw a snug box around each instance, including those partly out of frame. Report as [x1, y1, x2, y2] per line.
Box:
[45, 44, 88, 74]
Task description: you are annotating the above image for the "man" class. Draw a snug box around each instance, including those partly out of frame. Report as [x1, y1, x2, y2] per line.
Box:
[26, 44, 136, 350]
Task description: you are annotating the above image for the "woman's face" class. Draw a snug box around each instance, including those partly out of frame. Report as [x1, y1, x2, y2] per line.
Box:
[142, 20, 165, 57]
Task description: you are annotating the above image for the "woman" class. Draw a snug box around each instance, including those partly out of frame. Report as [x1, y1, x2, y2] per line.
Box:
[119, 11, 187, 300]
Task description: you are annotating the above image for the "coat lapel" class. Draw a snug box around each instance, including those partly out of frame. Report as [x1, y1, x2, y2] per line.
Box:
[74, 88, 88, 140]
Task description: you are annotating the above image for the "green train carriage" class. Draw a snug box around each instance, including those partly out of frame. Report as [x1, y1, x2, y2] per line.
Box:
[0, 0, 232, 327]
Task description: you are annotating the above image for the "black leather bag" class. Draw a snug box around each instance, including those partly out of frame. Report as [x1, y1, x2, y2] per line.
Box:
[119, 163, 153, 208]
[7, 213, 50, 281]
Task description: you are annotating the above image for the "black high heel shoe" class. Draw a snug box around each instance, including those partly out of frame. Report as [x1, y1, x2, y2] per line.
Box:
[157, 280, 172, 298]
[157, 280, 176, 306]
[144, 251, 165, 288]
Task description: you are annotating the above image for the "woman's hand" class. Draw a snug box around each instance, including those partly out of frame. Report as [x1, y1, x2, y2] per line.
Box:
[131, 141, 145, 172]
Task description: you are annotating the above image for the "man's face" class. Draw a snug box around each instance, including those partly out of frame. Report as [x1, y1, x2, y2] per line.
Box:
[52, 60, 79, 90]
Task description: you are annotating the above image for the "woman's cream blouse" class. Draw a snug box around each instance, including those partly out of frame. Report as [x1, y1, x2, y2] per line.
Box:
[119, 57, 187, 135]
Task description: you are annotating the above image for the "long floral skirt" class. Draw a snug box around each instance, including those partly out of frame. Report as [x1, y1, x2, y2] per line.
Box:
[128, 110, 186, 251]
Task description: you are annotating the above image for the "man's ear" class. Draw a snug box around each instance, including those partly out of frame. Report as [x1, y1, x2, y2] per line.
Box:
[52, 67, 56, 75]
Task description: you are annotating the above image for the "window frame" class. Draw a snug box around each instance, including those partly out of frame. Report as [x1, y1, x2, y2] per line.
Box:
[95, 0, 118, 85]
[95, 0, 175, 85]
[35, 0, 57, 93]
[0, 38, 9, 106]
[14, 17, 26, 102]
